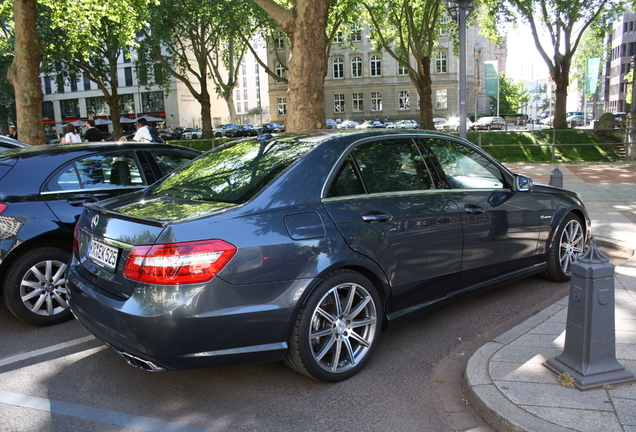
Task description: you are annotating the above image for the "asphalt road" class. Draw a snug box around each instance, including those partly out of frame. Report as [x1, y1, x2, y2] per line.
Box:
[0, 246, 629, 432]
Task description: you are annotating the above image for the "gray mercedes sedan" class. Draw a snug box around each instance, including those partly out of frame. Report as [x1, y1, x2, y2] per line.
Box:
[68, 129, 589, 382]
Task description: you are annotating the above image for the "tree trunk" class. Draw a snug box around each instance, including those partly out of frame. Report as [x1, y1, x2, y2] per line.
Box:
[416, 56, 435, 131]
[104, 93, 122, 139]
[7, 0, 45, 145]
[285, 0, 329, 131]
[551, 56, 571, 130]
[199, 87, 213, 139]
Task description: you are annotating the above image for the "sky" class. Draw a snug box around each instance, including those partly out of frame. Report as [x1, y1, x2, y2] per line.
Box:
[504, 23, 551, 83]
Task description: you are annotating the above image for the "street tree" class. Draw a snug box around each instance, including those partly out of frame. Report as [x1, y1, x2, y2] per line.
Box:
[7, 0, 45, 145]
[479, 0, 624, 129]
[40, 0, 151, 139]
[363, 0, 450, 130]
[491, 74, 530, 115]
[251, 0, 331, 132]
[137, 0, 267, 138]
[0, 3, 16, 131]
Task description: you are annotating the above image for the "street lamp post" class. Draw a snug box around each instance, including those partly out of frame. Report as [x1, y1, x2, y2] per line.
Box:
[447, 0, 474, 139]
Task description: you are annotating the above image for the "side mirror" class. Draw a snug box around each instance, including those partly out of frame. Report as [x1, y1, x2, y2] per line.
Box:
[515, 174, 533, 192]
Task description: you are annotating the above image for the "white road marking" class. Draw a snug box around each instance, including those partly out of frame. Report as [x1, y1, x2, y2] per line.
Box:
[0, 336, 96, 367]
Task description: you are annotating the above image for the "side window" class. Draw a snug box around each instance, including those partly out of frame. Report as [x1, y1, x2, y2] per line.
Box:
[148, 150, 197, 176]
[46, 152, 147, 191]
[353, 139, 433, 194]
[328, 157, 365, 197]
[426, 139, 505, 189]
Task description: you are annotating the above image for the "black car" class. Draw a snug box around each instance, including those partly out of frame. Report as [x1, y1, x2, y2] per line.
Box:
[68, 130, 589, 382]
[255, 122, 285, 133]
[0, 136, 30, 150]
[0, 142, 201, 325]
[225, 124, 258, 138]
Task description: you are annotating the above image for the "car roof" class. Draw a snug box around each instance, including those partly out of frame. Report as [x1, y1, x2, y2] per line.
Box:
[0, 141, 201, 161]
[0, 136, 30, 148]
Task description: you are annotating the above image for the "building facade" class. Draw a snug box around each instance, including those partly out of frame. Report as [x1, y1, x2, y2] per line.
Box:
[266, 22, 501, 126]
[605, 12, 636, 114]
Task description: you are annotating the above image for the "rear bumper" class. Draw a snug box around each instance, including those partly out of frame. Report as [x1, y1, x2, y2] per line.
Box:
[67, 263, 310, 370]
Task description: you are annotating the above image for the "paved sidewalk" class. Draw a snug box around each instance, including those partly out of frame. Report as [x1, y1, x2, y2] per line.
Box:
[465, 163, 636, 432]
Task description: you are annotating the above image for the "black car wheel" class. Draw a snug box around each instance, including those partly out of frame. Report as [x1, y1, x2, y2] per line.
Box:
[284, 270, 382, 382]
[4, 247, 73, 326]
[215, 132, 222, 137]
[543, 213, 585, 282]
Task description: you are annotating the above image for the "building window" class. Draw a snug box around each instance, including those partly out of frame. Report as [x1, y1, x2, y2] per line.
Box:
[60, 99, 80, 118]
[370, 55, 382, 77]
[350, 24, 362, 42]
[86, 97, 107, 117]
[70, 79, 78, 92]
[82, 73, 91, 91]
[244, 101, 248, 112]
[438, 15, 450, 36]
[237, 103, 242, 113]
[275, 62, 286, 81]
[124, 67, 133, 86]
[243, 89, 248, 100]
[371, 92, 382, 111]
[368, 26, 375, 40]
[352, 93, 363, 112]
[274, 32, 285, 49]
[435, 51, 447, 73]
[333, 58, 344, 79]
[42, 101, 54, 121]
[118, 94, 135, 115]
[236, 90, 241, 101]
[398, 64, 408, 75]
[277, 97, 287, 116]
[334, 94, 345, 113]
[242, 64, 247, 75]
[399, 91, 410, 110]
[141, 91, 164, 113]
[123, 49, 131, 63]
[352, 56, 362, 78]
[243, 77, 247, 87]
[436, 89, 447, 109]
[44, 76, 52, 94]
[334, 30, 343, 43]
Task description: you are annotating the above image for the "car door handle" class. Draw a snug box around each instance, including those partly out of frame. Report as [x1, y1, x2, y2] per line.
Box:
[361, 211, 393, 222]
[464, 204, 485, 215]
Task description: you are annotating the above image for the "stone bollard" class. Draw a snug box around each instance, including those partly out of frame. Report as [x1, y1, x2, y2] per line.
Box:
[544, 238, 636, 390]
[549, 164, 563, 188]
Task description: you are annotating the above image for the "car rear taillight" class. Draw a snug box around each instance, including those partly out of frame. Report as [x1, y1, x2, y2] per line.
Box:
[123, 239, 236, 285]
[73, 221, 80, 252]
[0, 203, 7, 214]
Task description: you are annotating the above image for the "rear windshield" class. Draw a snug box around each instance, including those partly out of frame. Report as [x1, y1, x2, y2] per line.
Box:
[150, 139, 313, 204]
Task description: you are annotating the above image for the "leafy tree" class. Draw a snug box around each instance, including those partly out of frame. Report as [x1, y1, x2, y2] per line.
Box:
[479, 0, 624, 129]
[251, 0, 331, 132]
[137, 0, 267, 139]
[363, 0, 449, 130]
[0, 4, 16, 131]
[40, 0, 151, 139]
[490, 74, 530, 115]
[7, 0, 45, 145]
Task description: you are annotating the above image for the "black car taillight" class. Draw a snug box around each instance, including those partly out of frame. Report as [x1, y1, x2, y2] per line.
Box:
[123, 239, 236, 285]
[0, 203, 7, 214]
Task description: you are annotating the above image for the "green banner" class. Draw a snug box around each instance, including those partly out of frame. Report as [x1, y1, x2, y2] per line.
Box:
[484, 61, 499, 98]
[585, 58, 600, 94]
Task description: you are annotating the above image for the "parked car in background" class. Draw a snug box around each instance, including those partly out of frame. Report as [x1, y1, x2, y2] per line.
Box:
[0, 142, 201, 326]
[386, 119, 419, 129]
[68, 129, 588, 382]
[337, 120, 359, 129]
[443, 117, 473, 132]
[356, 120, 385, 129]
[433, 118, 447, 130]
[474, 116, 506, 131]
[326, 119, 337, 129]
[181, 128, 203, 139]
[226, 124, 258, 138]
[255, 122, 285, 133]
[566, 115, 586, 128]
[0, 136, 30, 151]
[213, 123, 239, 137]
[158, 130, 180, 141]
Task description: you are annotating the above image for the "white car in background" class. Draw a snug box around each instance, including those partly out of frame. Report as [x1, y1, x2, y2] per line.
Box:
[181, 128, 203, 139]
[387, 119, 419, 129]
[444, 117, 473, 131]
[434, 118, 447, 131]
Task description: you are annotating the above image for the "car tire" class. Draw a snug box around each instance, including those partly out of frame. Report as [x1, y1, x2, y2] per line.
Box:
[215, 133, 221, 137]
[284, 270, 383, 382]
[192, 134, 198, 139]
[542, 213, 585, 282]
[4, 247, 73, 326]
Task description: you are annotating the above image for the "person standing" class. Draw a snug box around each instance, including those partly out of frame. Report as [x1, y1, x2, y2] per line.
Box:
[60, 124, 81, 143]
[132, 117, 153, 142]
[84, 119, 105, 142]
[7, 126, 17, 140]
